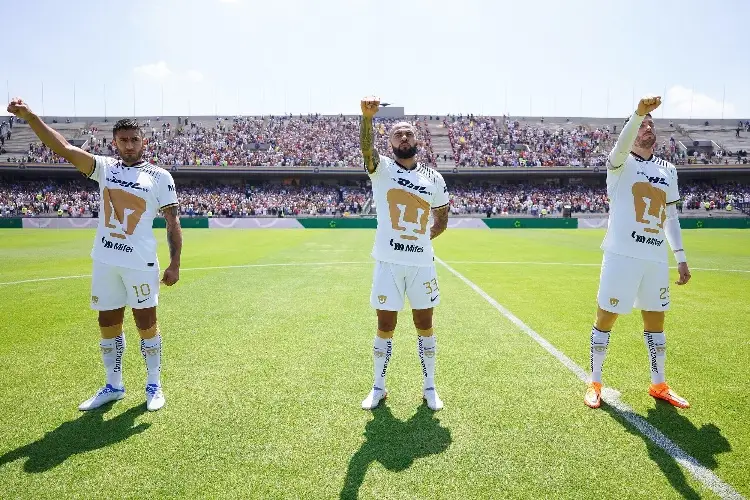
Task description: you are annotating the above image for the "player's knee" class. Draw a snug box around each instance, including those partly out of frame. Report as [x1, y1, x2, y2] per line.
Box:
[595, 307, 618, 331]
[412, 309, 433, 331]
[98, 308, 125, 328]
[376, 311, 397, 333]
[132, 307, 157, 334]
[642, 311, 665, 332]
[377, 320, 397, 334]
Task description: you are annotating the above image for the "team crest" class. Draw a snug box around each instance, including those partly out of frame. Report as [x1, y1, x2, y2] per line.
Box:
[91, 296, 99, 304]
[609, 298, 619, 307]
[424, 350, 435, 358]
[144, 348, 159, 357]
[101, 347, 113, 354]
[378, 295, 387, 304]
[593, 346, 607, 353]
[374, 351, 386, 358]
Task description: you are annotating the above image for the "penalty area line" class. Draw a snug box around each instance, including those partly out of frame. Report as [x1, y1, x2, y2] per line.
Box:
[436, 256, 745, 500]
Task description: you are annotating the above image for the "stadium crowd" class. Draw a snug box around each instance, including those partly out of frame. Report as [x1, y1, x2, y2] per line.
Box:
[2, 179, 748, 218]
[0, 180, 369, 218]
[12, 114, 750, 168]
[21, 116, 437, 168]
[446, 116, 612, 167]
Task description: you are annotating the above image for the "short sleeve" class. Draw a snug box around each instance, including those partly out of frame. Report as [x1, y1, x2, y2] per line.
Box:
[366, 154, 386, 179]
[88, 155, 112, 183]
[666, 166, 680, 204]
[157, 171, 179, 210]
[432, 173, 449, 209]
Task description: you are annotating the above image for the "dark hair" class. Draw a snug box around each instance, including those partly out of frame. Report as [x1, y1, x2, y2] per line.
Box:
[623, 113, 652, 126]
[112, 118, 141, 138]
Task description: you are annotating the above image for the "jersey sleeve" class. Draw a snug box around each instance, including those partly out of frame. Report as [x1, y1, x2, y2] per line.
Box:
[666, 166, 680, 204]
[362, 156, 389, 179]
[432, 173, 449, 209]
[157, 171, 179, 210]
[88, 155, 111, 183]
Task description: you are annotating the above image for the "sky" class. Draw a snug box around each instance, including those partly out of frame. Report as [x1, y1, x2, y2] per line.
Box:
[1, 0, 748, 119]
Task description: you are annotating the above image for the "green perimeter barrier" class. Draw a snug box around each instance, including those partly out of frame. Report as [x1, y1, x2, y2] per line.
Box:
[679, 218, 750, 229]
[483, 218, 579, 229]
[297, 218, 378, 229]
[0, 218, 22, 228]
[152, 217, 209, 229]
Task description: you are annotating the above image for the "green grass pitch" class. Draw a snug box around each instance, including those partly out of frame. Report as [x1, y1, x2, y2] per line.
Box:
[0, 228, 748, 499]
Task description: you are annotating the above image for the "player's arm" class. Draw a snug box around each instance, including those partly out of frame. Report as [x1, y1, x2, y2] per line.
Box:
[430, 176, 450, 240]
[158, 174, 181, 286]
[6, 98, 94, 176]
[360, 96, 380, 174]
[664, 170, 690, 285]
[608, 96, 662, 170]
[161, 205, 182, 286]
[430, 205, 449, 240]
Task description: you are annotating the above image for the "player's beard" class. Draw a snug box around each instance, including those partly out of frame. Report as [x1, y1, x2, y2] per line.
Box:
[393, 144, 418, 160]
[636, 133, 656, 149]
[118, 148, 143, 165]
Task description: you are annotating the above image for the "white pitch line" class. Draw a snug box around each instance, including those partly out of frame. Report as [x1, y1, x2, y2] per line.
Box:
[444, 261, 750, 273]
[436, 256, 744, 500]
[0, 262, 371, 286]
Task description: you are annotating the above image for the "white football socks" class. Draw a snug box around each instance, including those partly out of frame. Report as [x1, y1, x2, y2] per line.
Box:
[417, 334, 437, 390]
[590, 326, 610, 384]
[100, 333, 125, 389]
[140, 335, 162, 386]
[372, 335, 392, 391]
[644, 331, 667, 384]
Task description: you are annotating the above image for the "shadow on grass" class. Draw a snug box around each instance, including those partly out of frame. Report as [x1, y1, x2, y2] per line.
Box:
[340, 402, 452, 500]
[602, 400, 731, 500]
[0, 404, 150, 473]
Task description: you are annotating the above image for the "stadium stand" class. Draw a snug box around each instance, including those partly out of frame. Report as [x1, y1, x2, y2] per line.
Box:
[5, 115, 747, 168]
[3, 179, 748, 218]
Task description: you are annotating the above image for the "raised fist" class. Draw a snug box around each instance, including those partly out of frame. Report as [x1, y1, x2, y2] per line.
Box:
[361, 96, 380, 118]
[7, 98, 33, 120]
[637, 96, 661, 116]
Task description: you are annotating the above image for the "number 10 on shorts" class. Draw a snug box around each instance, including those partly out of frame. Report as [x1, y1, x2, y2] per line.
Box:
[132, 283, 151, 298]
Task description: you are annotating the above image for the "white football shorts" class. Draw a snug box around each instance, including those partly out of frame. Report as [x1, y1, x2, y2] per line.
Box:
[597, 251, 670, 314]
[370, 260, 441, 311]
[90, 260, 160, 311]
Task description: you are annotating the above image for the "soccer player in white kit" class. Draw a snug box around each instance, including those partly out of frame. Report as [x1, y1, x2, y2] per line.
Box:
[584, 96, 692, 409]
[359, 96, 450, 411]
[7, 98, 182, 412]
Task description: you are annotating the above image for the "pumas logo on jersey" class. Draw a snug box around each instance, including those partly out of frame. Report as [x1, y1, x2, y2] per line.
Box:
[106, 176, 149, 192]
[394, 178, 432, 196]
[378, 295, 387, 304]
[631, 231, 664, 246]
[390, 239, 424, 253]
[609, 298, 620, 307]
[101, 237, 134, 253]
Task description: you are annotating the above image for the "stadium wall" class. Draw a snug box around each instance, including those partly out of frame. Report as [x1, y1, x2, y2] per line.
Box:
[3, 217, 748, 230]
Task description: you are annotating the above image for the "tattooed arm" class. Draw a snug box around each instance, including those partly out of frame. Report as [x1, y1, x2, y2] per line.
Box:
[430, 205, 449, 240]
[360, 96, 381, 174]
[161, 205, 182, 286]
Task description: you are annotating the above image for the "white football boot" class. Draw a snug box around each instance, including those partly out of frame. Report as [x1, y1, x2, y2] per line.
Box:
[78, 384, 126, 411]
[423, 386, 444, 411]
[361, 386, 387, 410]
[145, 384, 166, 411]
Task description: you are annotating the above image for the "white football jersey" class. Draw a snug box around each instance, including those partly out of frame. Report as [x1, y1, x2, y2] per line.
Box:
[88, 155, 178, 271]
[369, 156, 449, 267]
[601, 153, 679, 263]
